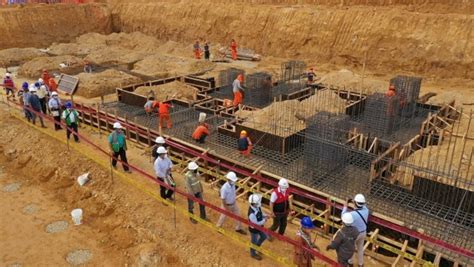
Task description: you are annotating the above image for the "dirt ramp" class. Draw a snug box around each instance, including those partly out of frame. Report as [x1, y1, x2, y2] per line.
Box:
[75, 69, 142, 98]
[0, 3, 112, 50]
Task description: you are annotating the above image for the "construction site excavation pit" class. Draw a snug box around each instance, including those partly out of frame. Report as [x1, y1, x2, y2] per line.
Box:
[1, 1, 474, 266]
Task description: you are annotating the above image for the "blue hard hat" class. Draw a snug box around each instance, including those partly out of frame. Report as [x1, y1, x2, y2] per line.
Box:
[22, 82, 29, 89]
[65, 101, 72, 108]
[301, 216, 315, 229]
[34, 82, 40, 87]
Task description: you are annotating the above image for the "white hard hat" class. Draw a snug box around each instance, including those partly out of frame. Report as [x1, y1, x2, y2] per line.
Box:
[29, 86, 37, 92]
[278, 178, 289, 189]
[341, 213, 354, 225]
[38, 78, 44, 83]
[155, 136, 165, 144]
[40, 85, 47, 90]
[51, 92, 58, 96]
[226, 171, 238, 182]
[354, 194, 366, 205]
[188, 161, 199, 170]
[248, 194, 261, 205]
[157, 146, 167, 154]
[5, 73, 11, 78]
[113, 122, 122, 129]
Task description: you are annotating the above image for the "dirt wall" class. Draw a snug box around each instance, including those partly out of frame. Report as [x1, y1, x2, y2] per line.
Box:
[0, 3, 112, 49]
[111, 1, 473, 79]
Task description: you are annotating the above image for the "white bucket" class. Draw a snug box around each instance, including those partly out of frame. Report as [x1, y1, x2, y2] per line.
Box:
[198, 112, 207, 123]
[77, 173, 90, 186]
[71, 209, 83, 225]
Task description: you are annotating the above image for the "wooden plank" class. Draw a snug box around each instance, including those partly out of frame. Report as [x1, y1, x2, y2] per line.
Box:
[391, 240, 408, 267]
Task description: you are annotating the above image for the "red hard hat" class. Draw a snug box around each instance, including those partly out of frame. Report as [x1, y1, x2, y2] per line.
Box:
[237, 74, 244, 81]
[389, 85, 396, 90]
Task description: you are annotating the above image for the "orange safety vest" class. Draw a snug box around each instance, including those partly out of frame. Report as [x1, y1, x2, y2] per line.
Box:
[159, 103, 171, 114]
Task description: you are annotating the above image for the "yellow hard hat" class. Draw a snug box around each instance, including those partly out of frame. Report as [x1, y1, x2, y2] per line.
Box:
[240, 130, 247, 136]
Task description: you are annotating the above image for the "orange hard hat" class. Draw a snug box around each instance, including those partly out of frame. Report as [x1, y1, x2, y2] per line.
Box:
[42, 69, 48, 72]
[237, 74, 244, 82]
[389, 85, 396, 91]
[240, 130, 247, 136]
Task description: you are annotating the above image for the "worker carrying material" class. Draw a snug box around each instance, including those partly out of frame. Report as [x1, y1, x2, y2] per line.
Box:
[151, 136, 166, 161]
[159, 101, 173, 129]
[108, 122, 131, 173]
[268, 178, 294, 240]
[326, 213, 359, 267]
[3, 72, 15, 100]
[144, 96, 159, 116]
[230, 39, 238, 60]
[193, 40, 202, 59]
[154, 146, 175, 200]
[192, 123, 210, 144]
[233, 74, 245, 107]
[216, 172, 246, 235]
[248, 193, 268, 261]
[342, 194, 369, 267]
[294, 216, 320, 267]
[48, 91, 62, 131]
[184, 161, 208, 224]
[62, 101, 79, 141]
[237, 130, 253, 157]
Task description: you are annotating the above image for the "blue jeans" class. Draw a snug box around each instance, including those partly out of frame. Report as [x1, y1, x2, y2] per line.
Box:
[250, 230, 267, 256]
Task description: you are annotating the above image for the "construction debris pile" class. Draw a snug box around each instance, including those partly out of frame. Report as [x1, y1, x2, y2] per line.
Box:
[134, 81, 198, 102]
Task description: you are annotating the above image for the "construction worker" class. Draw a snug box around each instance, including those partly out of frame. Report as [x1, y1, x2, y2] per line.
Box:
[154, 146, 175, 200]
[84, 60, 93, 73]
[216, 171, 246, 235]
[192, 122, 210, 143]
[48, 77, 58, 93]
[342, 194, 369, 267]
[41, 69, 51, 85]
[108, 122, 131, 173]
[28, 86, 46, 128]
[248, 193, 268, 261]
[204, 42, 210, 61]
[268, 178, 294, 240]
[294, 216, 320, 267]
[144, 96, 159, 116]
[326, 213, 359, 267]
[230, 39, 238, 60]
[184, 161, 208, 224]
[3, 72, 15, 100]
[193, 40, 202, 59]
[37, 84, 49, 114]
[48, 92, 62, 130]
[159, 101, 173, 129]
[237, 130, 253, 156]
[151, 136, 166, 161]
[232, 74, 245, 107]
[386, 84, 396, 97]
[62, 101, 79, 142]
[20, 82, 31, 122]
[307, 68, 316, 85]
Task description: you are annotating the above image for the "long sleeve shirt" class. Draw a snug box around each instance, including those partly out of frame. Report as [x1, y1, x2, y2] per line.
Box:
[342, 206, 369, 233]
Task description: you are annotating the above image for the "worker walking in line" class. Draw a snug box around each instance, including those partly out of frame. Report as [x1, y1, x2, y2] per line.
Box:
[48, 76, 58, 93]
[248, 193, 268, 261]
[37, 84, 49, 114]
[326, 213, 359, 267]
[216, 171, 247, 235]
[237, 130, 253, 156]
[48, 92, 62, 130]
[151, 136, 166, 161]
[62, 101, 79, 142]
[342, 194, 369, 267]
[159, 101, 173, 129]
[268, 178, 294, 241]
[184, 161, 208, 224]
[294, 216, 320, 267]
[41, 69, 51, 84]
[204, 41, 210, 61]
[230, 39, 238, 60]
[232, 74, 245, 107]
[144, 96, 159, 116]
[193, 40, 202, 59]
[108, 122, 132, 173]
[28, 86, 46, 128]
[154, 146, 175, 200]
[192, 122, 210, 143]
[20, 82, 31, 122]
[3, 72, 15, 100]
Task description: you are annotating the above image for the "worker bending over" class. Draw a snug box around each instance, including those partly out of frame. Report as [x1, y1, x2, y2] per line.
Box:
[144, 96, 159, 116]
[237, 130, 253, 156]
[159, 101, 173, 129]
[248, 194, 268, 261]
[230, 39, 238, 60]
[216, 172, 246, 235]
[192, 122, 210, 143]
[326, 213, 359, 267]
[184, 161, 208, 224]
[108, 122, 132, 173]
[294, 216, 319, 267]
[342, 194, 369, 267]
[268, 178, 294, 240]
[232, 74, 245, 107]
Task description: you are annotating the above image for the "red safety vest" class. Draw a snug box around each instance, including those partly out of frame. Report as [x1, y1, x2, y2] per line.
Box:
[272, 188, 290, 214]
